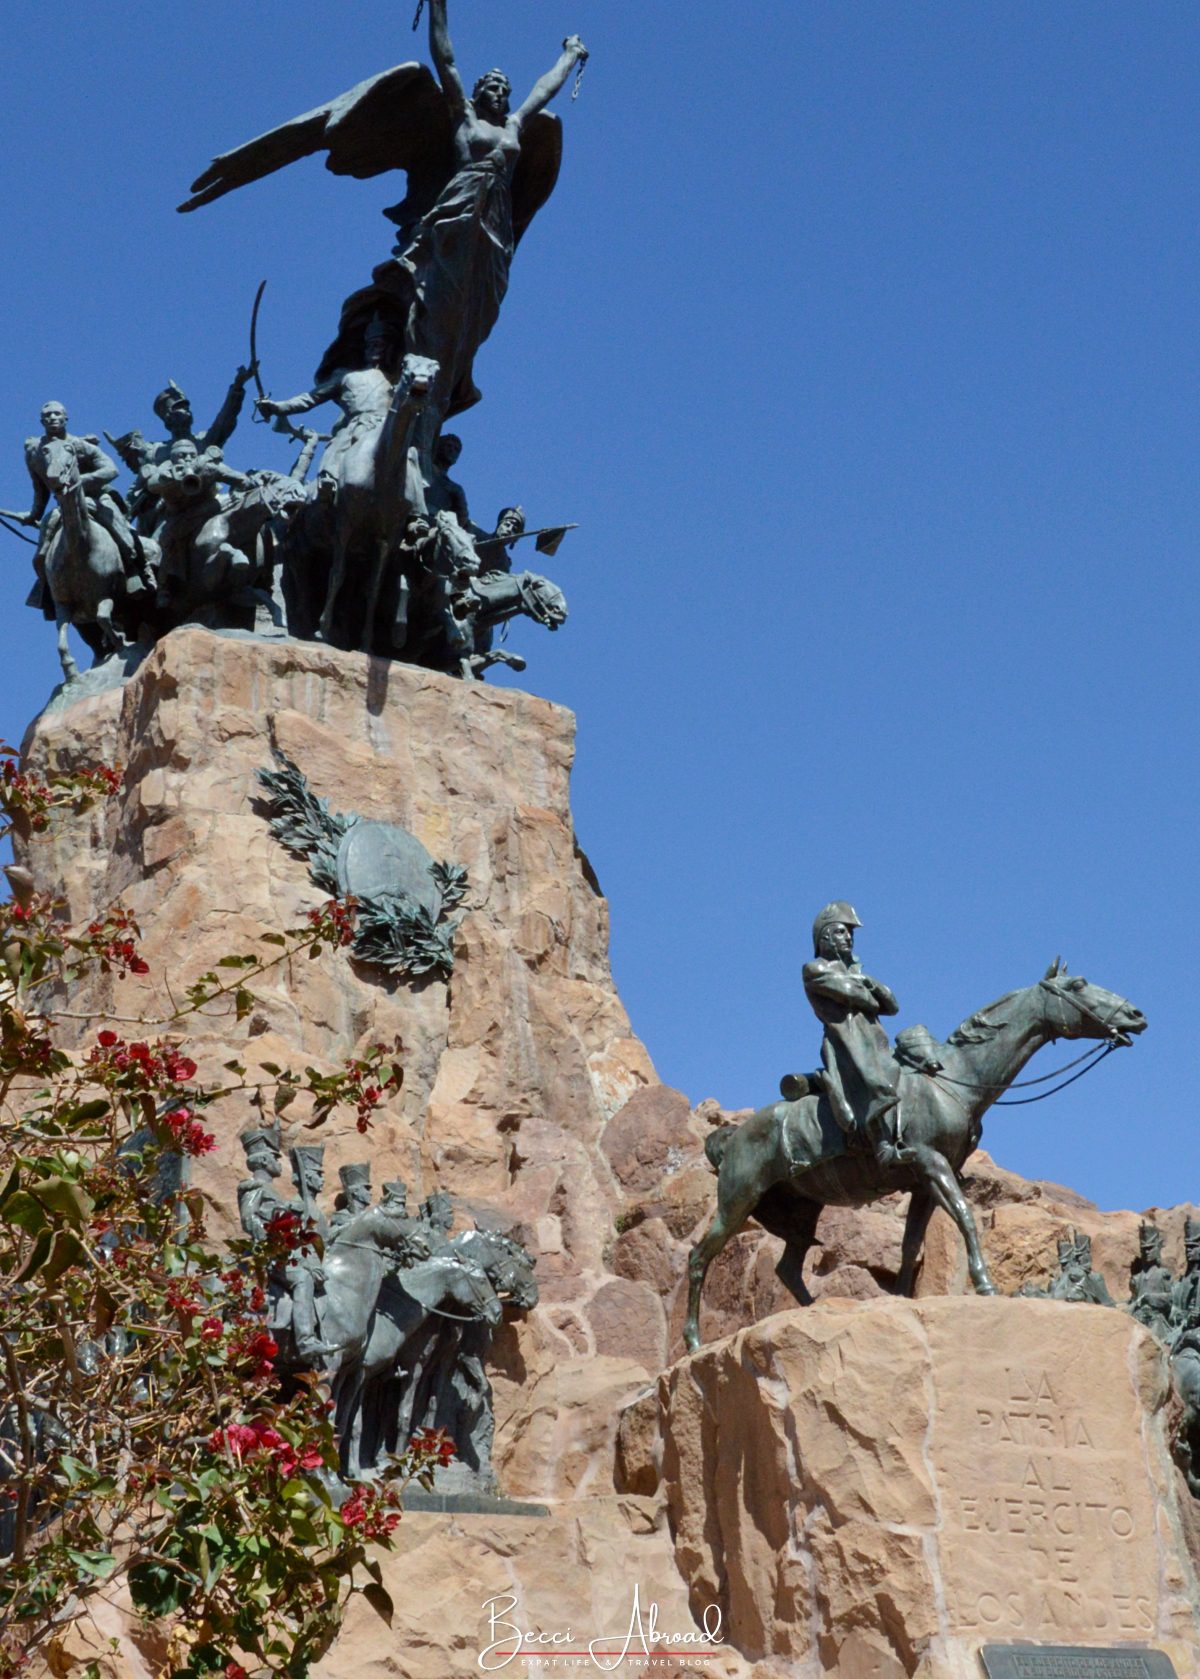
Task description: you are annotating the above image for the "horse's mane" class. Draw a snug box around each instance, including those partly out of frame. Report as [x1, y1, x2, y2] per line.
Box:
[947, 987, 1022, 1046]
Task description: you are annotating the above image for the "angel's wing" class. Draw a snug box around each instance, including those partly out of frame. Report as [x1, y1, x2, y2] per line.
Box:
[511, 112, 563, 247]
[178, 63, 454, 216]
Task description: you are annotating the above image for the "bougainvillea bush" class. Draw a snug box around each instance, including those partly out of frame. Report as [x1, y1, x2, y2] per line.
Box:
[0, 749, 446, 1679]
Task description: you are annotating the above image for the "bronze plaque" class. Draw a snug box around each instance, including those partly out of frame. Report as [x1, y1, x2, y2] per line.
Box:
[982, 1648, 1178, 1679]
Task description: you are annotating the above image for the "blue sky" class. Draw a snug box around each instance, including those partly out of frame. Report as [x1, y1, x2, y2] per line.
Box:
[0, 3, 1195, 1213]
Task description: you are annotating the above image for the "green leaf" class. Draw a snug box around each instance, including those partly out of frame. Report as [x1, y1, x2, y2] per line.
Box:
[129, 1559, 190, 1616]
[260, 932, 287, 947]
[67, 1548, 119, 1580]
[223, 1058, 247, 1074]
[0, 1162, 21, 1211]
[41, 1228, 86, 1285]
[235, 989, 254, 1022]
[361, 1580, 394, 1626]
[274, 1085, 297, 1115]
[29, 1175, 94, 1227]
[258, 1061, 282, 1077]
[13, 1228, 53, 1282]
[2, 1188, 49, 1236]
[61, 1099, 111, 1125]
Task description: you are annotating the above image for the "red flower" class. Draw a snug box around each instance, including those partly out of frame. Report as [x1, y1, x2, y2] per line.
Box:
[200, 1317, 224, 1341]
[411, 1427, 457, 1469]
[340, 1493, 366, 1528]
[162, 1106, 216, 1157]
[97, 1029, 118, 1048]
[226, 1665, 249, 1679]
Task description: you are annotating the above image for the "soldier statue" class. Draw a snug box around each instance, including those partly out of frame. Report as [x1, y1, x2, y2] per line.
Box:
[1128, 1222, 1174, 1343]
[17, 402, 147, 615]
[1172, 1218, 1200, 1334]
[288, 1144, 330, 1239]
[803, 902, 912, 1170]
[237, 1129, 330, 1362]
[329, 1162, 373, 1239]
[422, 1190, 456, 1246]
[142, 440, 257, 613]
[130, 371, 254, 536]
[1048, 1230, 1115, 1305]
[426, 433, 471, 528]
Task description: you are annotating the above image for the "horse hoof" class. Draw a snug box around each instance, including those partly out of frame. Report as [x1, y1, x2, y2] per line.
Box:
[977, 1284, 1000, 1297]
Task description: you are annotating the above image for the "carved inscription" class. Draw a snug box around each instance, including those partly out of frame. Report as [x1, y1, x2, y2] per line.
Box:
[942, 1363, 1154, 1640]
[981, 1646, 1178, 1679]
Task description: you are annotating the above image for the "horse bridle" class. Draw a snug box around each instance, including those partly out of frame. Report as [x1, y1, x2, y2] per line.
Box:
[1040, 977, 1134, 1047]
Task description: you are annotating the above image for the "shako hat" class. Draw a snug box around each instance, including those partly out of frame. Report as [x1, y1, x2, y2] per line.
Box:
[241, 1122, 281, 1154]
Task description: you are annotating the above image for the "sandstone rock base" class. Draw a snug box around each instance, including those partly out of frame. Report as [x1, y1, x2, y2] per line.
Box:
[617, 1297, 1200, 1678]
[19, 630, 657, 1379]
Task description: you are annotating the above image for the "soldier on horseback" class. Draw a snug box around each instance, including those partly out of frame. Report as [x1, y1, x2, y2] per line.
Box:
[19, 402, 147, 613]
[803, 901, 915, 1171]
[129, 371, 254, 536]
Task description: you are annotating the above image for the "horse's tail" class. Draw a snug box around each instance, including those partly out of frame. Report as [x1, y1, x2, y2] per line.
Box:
[704, 1123, 739, 1173]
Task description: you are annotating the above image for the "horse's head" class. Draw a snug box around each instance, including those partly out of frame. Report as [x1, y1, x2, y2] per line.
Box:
[397, 354, 440, 403]
[453, 1258, 504, 1326]
[517, 573, 568, 630]
[38, 436, 80, 495]
[1039, 959, 1147, 1047]
[451, 1229, 539, 1311]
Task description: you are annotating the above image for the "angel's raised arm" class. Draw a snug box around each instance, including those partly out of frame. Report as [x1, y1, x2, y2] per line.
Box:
[514, 35, 588, 128]
[429, 0, 467, 115]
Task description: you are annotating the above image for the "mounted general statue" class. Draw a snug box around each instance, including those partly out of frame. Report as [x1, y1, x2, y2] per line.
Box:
[5, 402, 158, 682]
[684, 902, 1147, 1352]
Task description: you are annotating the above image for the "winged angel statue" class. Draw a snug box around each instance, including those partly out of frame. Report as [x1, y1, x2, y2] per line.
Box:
[180, 0, 588, 450]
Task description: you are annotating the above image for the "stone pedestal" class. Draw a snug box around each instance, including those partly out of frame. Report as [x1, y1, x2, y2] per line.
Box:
[617, 1297, 1200, 1677]
[19, 630, 659, 1375]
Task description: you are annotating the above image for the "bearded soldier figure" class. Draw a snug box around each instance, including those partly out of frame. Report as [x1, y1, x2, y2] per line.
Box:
[802, 902, 913, 1170]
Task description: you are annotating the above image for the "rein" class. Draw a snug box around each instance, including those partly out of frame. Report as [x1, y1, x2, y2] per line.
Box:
[989, 1043, 1118, 1106]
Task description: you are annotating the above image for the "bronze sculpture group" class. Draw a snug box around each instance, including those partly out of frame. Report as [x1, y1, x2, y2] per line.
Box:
[239, 1128, 537, 1487]
[4, 0, 581, 686]
[3, 0, 1182, 1546]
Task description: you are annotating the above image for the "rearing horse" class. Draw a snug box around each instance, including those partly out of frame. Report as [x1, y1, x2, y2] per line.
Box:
[684, 962, 1147, 1351]
[281, 353, 439, 650]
